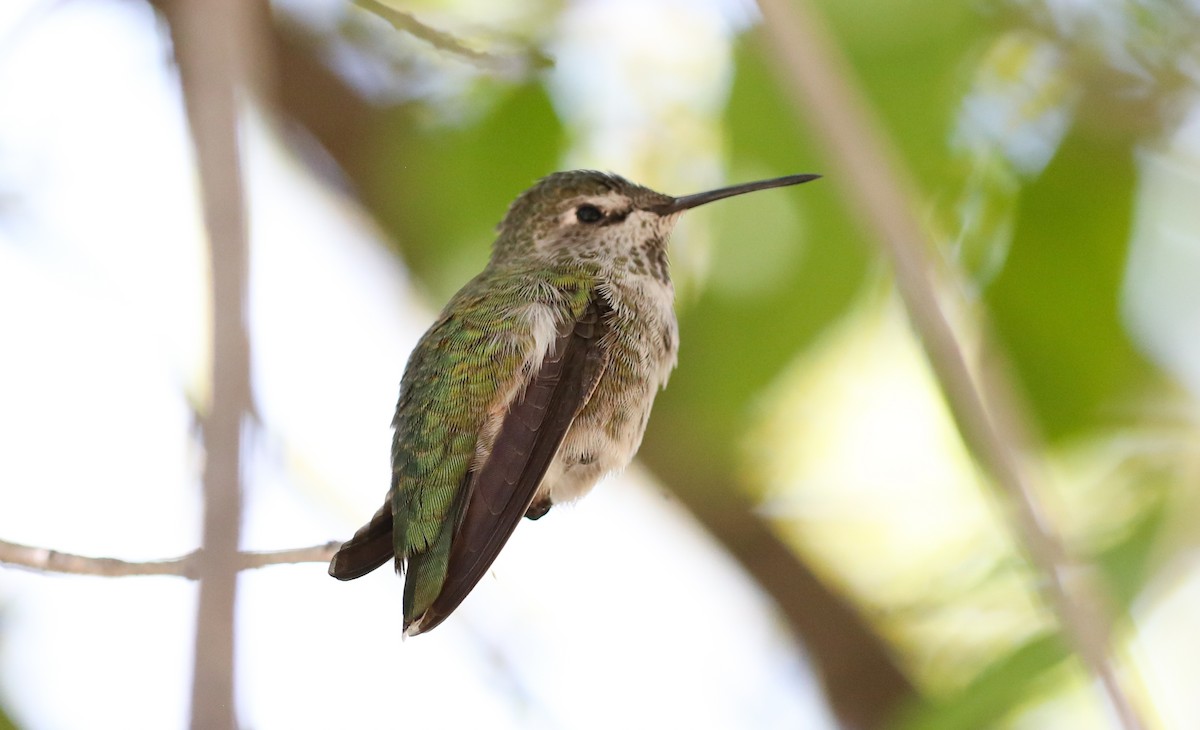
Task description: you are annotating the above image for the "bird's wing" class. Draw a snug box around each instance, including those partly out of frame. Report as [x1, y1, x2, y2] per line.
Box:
[331, 273, 548, 592]
[409, 295, 610, 634]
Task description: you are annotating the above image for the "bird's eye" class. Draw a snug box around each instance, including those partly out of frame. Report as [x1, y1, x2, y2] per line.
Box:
[575, 204, 604, 224]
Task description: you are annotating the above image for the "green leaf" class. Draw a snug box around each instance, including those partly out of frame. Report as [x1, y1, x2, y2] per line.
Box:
[364, 82, 565, 301]
[812, 0, 987, 189]
[891, 634, 1070, 730]
[1095, 489, 1170, 610]
[986, 127, 1155, 440]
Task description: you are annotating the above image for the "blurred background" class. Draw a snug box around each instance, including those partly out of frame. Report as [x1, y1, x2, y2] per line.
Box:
[1, 0, 1199, 728]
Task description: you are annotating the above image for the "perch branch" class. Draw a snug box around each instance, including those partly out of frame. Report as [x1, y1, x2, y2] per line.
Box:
[0, 538, 340, 578]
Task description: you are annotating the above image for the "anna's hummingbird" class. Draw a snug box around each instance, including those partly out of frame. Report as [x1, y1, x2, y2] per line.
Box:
[329, 169, 819, 635]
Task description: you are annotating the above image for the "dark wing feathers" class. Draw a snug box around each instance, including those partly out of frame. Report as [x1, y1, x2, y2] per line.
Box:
[411, 297, 609, 634]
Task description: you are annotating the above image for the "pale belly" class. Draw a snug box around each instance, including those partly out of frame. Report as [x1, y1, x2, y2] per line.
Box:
[534, 283, 677, 508]
[537, 395, 654, 506]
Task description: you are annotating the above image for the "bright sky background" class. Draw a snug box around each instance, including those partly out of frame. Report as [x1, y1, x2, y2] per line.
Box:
[0, 0, 839, 728]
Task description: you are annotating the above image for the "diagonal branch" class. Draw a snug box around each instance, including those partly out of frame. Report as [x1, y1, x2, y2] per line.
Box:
[754, 1, 1145, 728]
[353, 0, 552, 75]
[0, 538, 339, 578]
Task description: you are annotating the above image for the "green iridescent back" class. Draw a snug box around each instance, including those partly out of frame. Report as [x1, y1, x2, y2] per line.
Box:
[390, 264, 597, 623]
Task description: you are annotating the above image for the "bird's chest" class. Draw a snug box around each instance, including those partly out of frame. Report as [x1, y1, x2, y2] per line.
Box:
[537, 275, 677, 505]
[569, 278, 677, 456]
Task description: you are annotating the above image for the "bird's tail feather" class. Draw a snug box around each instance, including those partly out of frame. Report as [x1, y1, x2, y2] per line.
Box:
[328, 499, 393, 581]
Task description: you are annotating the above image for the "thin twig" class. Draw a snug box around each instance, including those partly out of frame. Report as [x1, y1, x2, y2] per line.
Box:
[0, 538, 340, 579]
[754, 1, 1145, 728]
[353, 0, 552, 74]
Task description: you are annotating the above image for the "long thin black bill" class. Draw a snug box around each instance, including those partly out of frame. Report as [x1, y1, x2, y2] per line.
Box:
[653, 173, 821, 214]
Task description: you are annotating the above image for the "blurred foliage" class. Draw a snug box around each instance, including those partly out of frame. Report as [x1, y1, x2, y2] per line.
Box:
[363, 81, 564, 299]
[988, 125, 1151, 440]
[894, 633, 1069, 730]
[815, 0, 985, 188]
[891, 483, 1171, 729]
[642, 39, 869, 486]
[277, 0, 1200, 727]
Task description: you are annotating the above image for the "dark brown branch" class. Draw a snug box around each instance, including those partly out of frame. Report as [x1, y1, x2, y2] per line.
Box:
[0, 539, 340, 579]
[754, 1, 1145, 728]
[680, 490, 913, 728]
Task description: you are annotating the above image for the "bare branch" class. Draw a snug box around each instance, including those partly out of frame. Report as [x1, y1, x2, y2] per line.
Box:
[754, 1, 1146, 728]
[353, 0, 552, 75]
[0, 538, 340, 579]
[160, 0, 261, 726]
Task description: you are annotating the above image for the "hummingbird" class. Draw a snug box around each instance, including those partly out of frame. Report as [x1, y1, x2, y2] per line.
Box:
[329, 169, 819, 635]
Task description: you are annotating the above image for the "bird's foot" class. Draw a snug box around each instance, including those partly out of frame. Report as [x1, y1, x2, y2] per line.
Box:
[524, 499, 552, 520]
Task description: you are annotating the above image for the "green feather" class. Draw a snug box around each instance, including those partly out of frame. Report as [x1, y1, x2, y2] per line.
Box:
[389, 264, 597, 628]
